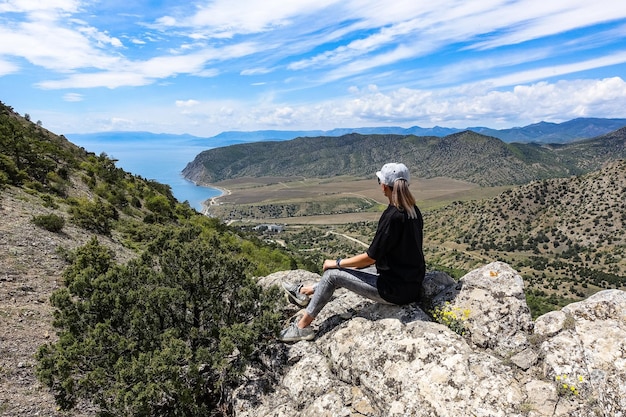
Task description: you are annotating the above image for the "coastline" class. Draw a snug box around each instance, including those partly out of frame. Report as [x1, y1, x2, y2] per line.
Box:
[200, 184, 231, 216]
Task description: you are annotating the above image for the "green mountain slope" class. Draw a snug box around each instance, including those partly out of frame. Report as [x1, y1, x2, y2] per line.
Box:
[423, 159, 626, 315]
[0, 101, 300, 416]
[183, 129, 626, 187]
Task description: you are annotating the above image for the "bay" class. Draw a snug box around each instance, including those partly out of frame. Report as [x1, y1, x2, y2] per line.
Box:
[65, 136, 220, 212]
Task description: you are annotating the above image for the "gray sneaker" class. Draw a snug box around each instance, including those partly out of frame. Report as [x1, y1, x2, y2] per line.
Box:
[278, 322, 315, 342]
[282, 282, 310, 307]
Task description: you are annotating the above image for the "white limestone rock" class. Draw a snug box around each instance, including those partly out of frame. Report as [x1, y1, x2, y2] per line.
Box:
[237, 263, 626, 417]
[434, 261, 534, 356]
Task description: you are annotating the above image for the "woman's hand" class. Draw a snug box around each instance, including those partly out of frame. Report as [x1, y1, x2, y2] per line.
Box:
[322, 259, 336, 271]
[322, 253, 376, 271]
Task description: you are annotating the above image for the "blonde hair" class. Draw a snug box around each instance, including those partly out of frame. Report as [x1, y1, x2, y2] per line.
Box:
[390, 179, 417, 219]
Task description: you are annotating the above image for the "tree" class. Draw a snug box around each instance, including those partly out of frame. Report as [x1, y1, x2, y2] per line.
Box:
[67, 197, 118, 235]
[0, 113, 66, 186]
[37, 224, 282, 416]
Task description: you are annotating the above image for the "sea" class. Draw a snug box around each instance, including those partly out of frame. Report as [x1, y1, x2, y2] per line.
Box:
[65, 136, 221, 212]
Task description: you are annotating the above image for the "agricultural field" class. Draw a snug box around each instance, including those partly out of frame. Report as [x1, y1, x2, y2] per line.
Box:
[205, 174, 511, 277]
[207, 175, 504, 223]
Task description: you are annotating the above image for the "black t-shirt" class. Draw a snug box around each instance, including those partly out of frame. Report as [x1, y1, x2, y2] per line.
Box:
[366, 204, 425, 304]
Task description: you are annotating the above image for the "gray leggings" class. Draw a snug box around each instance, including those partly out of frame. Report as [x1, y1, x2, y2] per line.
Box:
[305, 266, 394, 318]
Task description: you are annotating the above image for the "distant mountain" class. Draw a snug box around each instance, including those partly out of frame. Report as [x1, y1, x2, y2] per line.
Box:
[205, 118, 626, 144]
[66, 118, 626, 150]
[208, 126, 462, 142]
[471, 118, 626, 143]
[65, 131, 200, 142]
[182, 128, 626, 187]
[207, 129, 325, 142]
[65, 130, 270, 149]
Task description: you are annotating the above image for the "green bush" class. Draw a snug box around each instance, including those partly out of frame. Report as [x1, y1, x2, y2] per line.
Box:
[40, 194, 59, 209]
[23, 180, 44, 192]
[37, 226, 282, 416]
[68, 197, 118, 235]
[145, 194, 173, 219]
[32, 214, 65, 232]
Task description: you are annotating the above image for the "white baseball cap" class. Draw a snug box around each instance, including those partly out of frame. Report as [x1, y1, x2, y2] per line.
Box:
[376, 162, 410, 186]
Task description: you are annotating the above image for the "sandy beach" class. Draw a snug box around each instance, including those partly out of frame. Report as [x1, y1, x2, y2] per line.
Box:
[201, 185, 230, 215]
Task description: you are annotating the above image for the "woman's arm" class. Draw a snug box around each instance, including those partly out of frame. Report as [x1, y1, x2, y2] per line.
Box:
[322, 252, 375, 271]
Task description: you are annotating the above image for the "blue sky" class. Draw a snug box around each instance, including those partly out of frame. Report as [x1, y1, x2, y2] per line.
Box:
[1, 0, 626, 136]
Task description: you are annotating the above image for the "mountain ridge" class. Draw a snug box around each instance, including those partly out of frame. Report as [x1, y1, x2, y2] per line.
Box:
[182, 128, 626, 187]
[203, 117, 626, 143]
[66, 117, 626, 149]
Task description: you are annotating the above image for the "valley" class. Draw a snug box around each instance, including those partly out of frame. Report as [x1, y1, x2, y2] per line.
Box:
[206, 161, 626, 317]
[207, 175, 506, 221]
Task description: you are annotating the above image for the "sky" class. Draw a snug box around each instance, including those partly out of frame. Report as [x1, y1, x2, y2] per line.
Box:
[1, 0, 626, 137]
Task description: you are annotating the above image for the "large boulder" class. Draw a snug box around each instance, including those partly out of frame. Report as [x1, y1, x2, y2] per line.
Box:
[237, 262, 626, 417]
[432, 261, 534, 357]
[534, 290, 626, 416]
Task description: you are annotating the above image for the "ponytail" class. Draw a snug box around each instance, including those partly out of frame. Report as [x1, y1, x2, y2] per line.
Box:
[390, 179, 417, 219]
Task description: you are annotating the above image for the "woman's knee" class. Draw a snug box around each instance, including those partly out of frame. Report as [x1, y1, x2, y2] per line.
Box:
[320, 270, 339, 288]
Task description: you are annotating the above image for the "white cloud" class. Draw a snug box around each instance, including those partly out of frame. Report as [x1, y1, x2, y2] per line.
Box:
[63, 92, 83, 102]
[176, 99, 200, 108]
[3, 1, 626, 136]
[0, 21, 121, 72]
[0, 59, 18, 75]
[241, 67, 274, 75]
[286, 9, 449, 71]
[37, 71, 151, 89]
[486, 52, 626, 88]
[468, 1, 626, 51]
[110, 117, 135, 129]
[4, 0, 626, 92]
[320, 44, 420, 83]
[0, 0, 80, 13]
[39, 77, 626, 136]
[337, 77, 626, 126]
[194, 68, 220, 78]
[181, 0, 340, 36]
[213, 77, 626, 131]
[34, 40, 260, 89]
[286, 0, 626, 83]
[78, 26, 123, 48]
[155, 15, 177, 27]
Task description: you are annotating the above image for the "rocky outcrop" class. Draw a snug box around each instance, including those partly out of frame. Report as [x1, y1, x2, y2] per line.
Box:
[234, 262, 626, 417]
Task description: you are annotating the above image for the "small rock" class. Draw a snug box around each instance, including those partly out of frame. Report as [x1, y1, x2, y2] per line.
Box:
[510, 348, 539, 370]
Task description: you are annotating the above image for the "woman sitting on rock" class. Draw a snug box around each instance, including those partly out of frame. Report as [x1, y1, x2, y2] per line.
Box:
[279, 162, 426, 342]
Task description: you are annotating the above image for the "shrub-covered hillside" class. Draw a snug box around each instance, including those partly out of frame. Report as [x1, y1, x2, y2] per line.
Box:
[182, 129, 626, 187]
[0, 101, 301, 416]
[423, 159, 626, 316]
